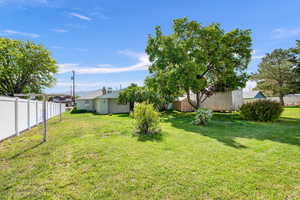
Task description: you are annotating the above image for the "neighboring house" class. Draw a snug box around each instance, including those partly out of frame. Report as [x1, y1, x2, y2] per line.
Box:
[49, 95, 73, 107]
[76, 89, 130, 114]
[243, 90, 266, 100]
[173, 90, 243, 112]
[76, 89, 103, 112]
[94, 91, 130, 114]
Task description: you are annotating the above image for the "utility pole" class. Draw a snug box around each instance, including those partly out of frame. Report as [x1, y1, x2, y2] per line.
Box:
[71, 70, 75, 106]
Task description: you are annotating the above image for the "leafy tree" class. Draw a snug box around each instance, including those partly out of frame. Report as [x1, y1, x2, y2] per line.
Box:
[145, 18, 252, 109]
[253, 49, 295, 105]
[118, 83, 172, 111]
[289, 40, 300, 93]
[118, 83, 143, 111]
[144, 77, 178, 110]
[0, 38, 57, 96]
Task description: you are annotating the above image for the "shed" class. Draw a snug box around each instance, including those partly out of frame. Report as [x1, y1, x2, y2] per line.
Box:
[173, 90, 243, 112]
[94, 91, 130, 114]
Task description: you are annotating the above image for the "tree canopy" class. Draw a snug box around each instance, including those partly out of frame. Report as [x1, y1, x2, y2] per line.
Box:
[118, 83, 173, 111]
[118, 83, 143, 111]
[290, 40, 300, 93]
[253, 49, 295, 105]
[145, 17, 252, 109]
[0, 38, 57, 96]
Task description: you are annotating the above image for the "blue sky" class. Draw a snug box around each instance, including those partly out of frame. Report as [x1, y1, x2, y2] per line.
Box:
[2, 0, 300, 93]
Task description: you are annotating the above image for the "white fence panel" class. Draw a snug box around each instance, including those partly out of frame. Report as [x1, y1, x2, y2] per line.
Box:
[30, 101, 37, 127]
[0, 97, 16, 140]
[0, 96, 66, 141]
[18, 99, 28, 133]
[38, 102, 43, 123]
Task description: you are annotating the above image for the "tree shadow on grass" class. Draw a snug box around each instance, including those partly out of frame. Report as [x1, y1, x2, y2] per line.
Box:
[9, 141, 44, 160]
[134, 133, 164, 142]
[162, 112, 300, 149]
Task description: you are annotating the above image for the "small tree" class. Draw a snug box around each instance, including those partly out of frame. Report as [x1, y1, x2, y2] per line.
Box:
[193, 108, 213, 126]
[132, 103, 161, 135]
[0, 38, 57, 96]
[146, 17, 252, 109]
[253, 49, 295, 105]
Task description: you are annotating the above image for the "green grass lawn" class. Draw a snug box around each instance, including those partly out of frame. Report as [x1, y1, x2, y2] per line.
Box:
[1, 108, 300, 200]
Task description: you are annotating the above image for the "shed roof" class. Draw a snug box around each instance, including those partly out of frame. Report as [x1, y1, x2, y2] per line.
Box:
[243, 90, 266, 99]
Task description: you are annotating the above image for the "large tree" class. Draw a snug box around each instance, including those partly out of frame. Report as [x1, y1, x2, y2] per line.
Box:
[253, 49, 295, 105]
[145, 18, 252, 109]
[0, 38, 57, 96]
[289, 40, 300, 93]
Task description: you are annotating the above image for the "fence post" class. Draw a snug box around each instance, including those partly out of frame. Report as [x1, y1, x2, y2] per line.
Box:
[59, 103, 62, 121]
[42, 96, 47, 142]
[36, 101, 38, 125]
[15, 98, 19, 136]
[28, 99, 30, 129]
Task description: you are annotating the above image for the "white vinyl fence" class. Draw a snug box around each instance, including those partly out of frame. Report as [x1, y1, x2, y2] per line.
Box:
[267, 94, 300, 106]
[0, 96, 66, 141]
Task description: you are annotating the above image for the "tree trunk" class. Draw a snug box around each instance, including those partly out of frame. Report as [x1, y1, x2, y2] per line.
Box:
[129, 102, 135, 111]
[186, 90, 199, 109]
[279, 94, 285, 106]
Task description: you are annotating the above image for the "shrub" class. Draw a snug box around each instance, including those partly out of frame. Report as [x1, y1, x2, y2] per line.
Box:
[240, 100, 283, 122]
[193, 108, 213, 126]
[70, 107, 88, 114]
[132, 103, 161, 135]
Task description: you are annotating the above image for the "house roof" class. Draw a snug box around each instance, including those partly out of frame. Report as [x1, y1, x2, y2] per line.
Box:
[97, 91, 120, 99]
[243, 90, 266, 99]
[77, 89, 103, 100]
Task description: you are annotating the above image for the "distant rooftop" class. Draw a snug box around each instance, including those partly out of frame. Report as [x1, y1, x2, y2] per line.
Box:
[243, 90, 266, 99]
[77, 89, 103, 100]
[98, 91, 120, 99]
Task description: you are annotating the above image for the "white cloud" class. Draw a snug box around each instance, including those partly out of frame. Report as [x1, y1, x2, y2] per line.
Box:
[58, 51, 150, 74]
[252, 55, 264, 60]
[51, 29, 68, 33]
[0, 29, 40, 38]
[97, 64, 113, 67]
[69, 12, 91, 21]
[47, 80, 144, 93]
[251, 49, 264, 60]
[56, 80, 143, 88]
[272, 28, 300, 39]
[243, 81, 257, 92]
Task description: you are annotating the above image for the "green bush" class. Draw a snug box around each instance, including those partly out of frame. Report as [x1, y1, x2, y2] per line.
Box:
[240, 100, 283, 121]
[70, 107, 88, 114]
[193, 108, 213, 126]
[132, 103, 161, 135]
